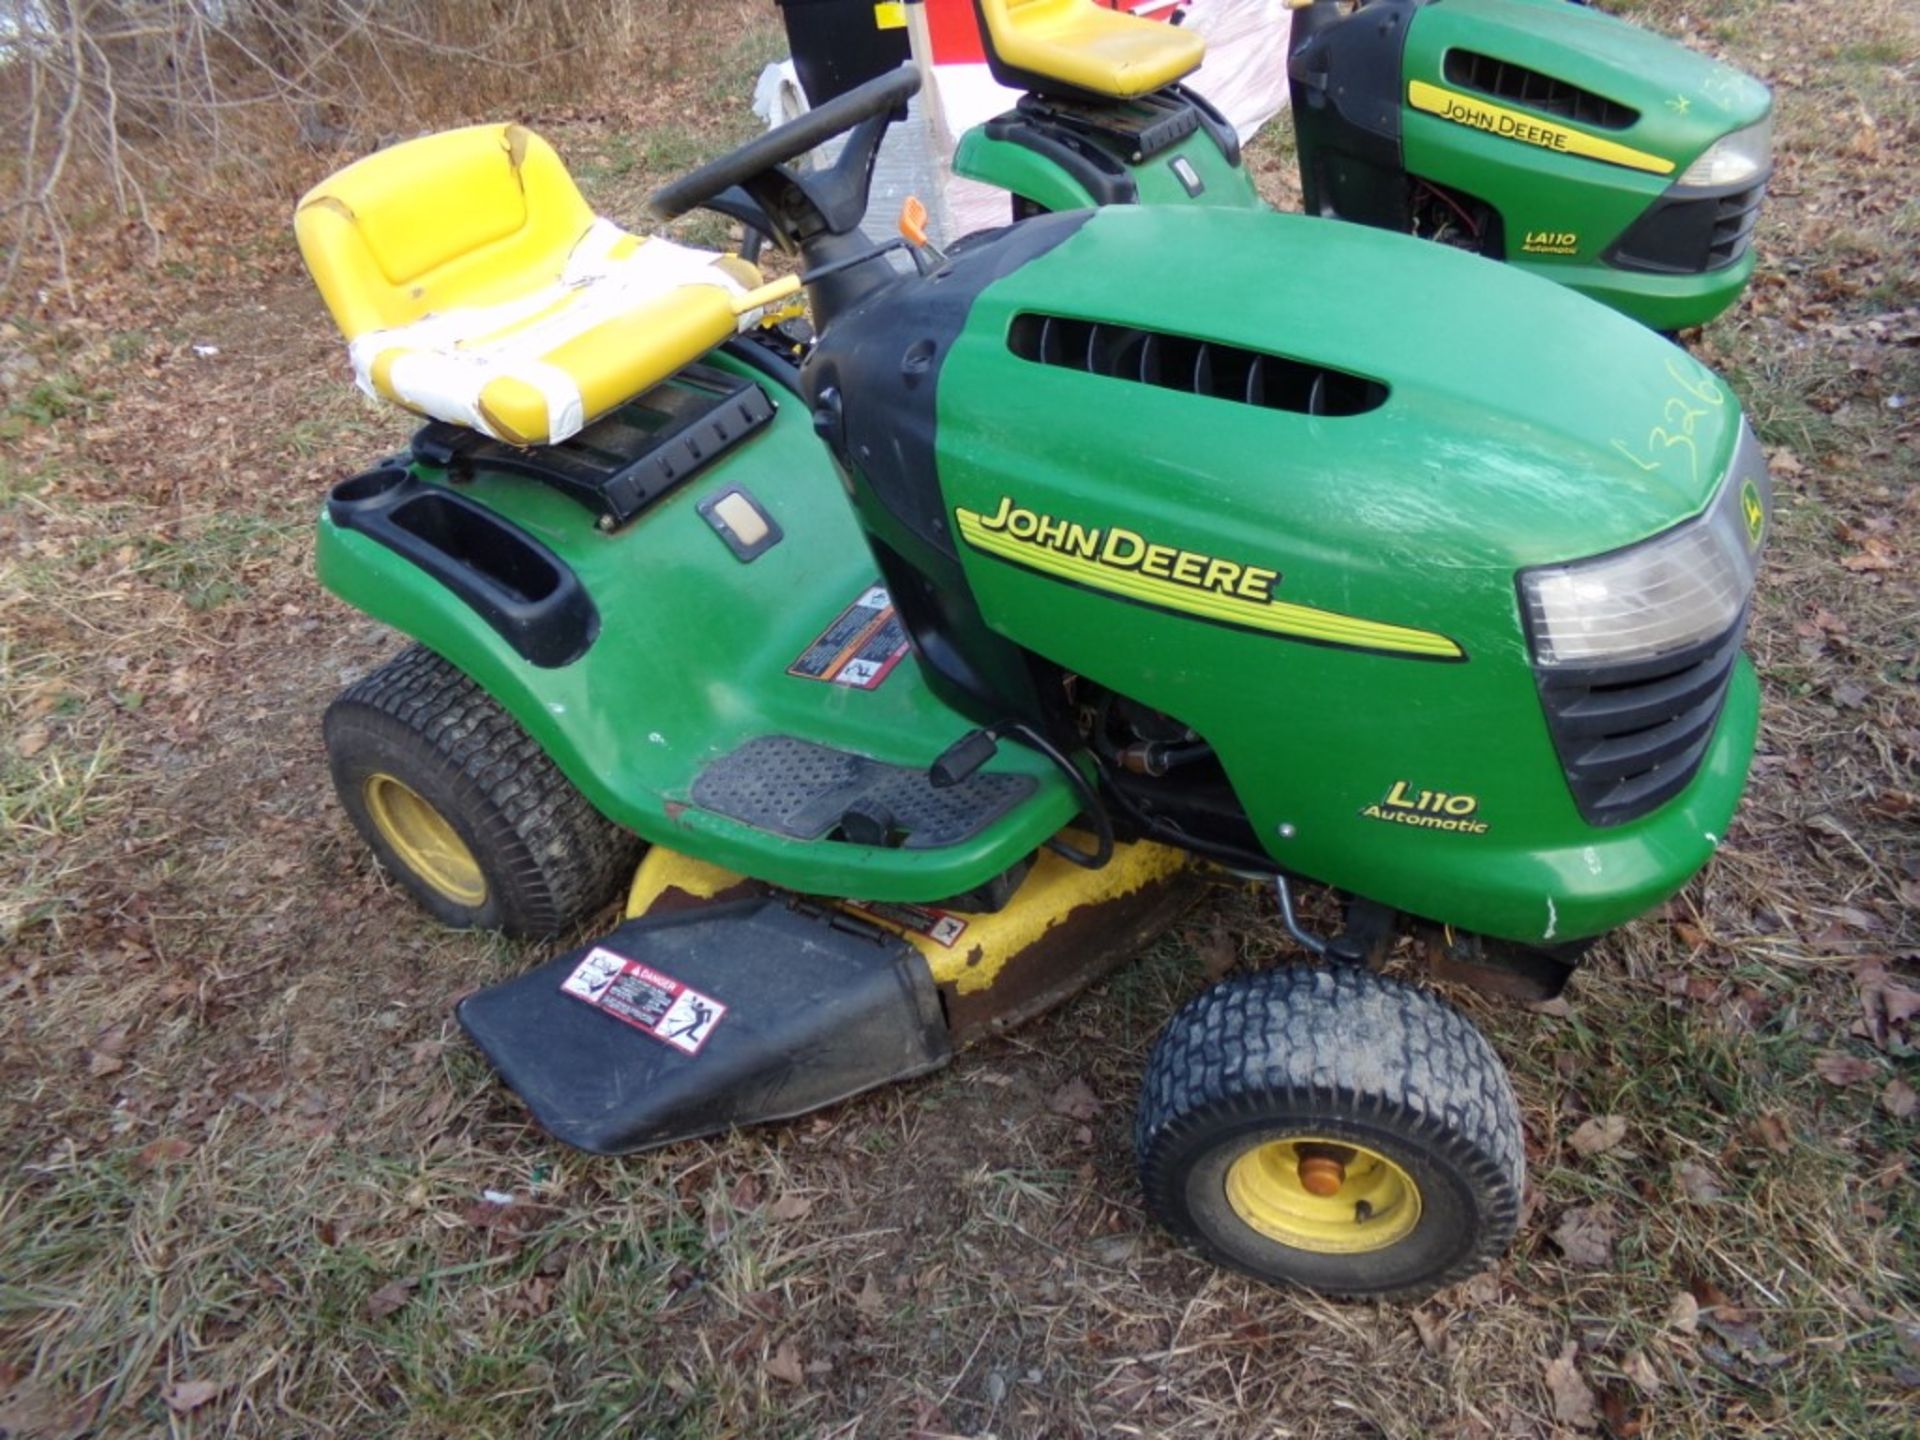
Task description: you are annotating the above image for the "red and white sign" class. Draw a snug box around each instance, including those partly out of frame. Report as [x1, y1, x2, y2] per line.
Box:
[560, 946, 727, 1055]
[919, 0, 1184, 66]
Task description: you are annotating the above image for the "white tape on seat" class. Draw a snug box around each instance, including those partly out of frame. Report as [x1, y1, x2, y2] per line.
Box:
[514, 359, 586, 444]
[343, 226, 757, 444]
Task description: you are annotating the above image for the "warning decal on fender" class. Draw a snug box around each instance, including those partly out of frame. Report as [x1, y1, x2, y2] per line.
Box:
[560, 946, 726, 1055]
[842, 900, 969, 948]
[788, 584, 912, 690]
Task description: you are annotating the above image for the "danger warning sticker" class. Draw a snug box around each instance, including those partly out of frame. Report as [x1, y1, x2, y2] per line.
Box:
[788, 584, 912, 691]
[842, 900, 969, 948]
[559, 946, 726, 1055]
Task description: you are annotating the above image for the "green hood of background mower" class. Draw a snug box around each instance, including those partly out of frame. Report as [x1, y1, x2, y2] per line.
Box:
[1407, 0, 1773, 176]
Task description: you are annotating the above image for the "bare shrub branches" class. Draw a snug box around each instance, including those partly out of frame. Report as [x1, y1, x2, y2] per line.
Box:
[0, 0, 691, 292]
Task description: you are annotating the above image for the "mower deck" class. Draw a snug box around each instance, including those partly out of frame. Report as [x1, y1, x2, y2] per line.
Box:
[626, 838, 1199, 1043]
[459, 838, 1202, 1150]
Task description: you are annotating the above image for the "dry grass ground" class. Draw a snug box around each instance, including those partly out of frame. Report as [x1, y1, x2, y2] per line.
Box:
[2, 0, 1916, 1435]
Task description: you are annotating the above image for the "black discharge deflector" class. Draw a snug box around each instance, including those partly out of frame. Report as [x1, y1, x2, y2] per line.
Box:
[411, 362, 774, 530]
[456, 899, 951, 1154]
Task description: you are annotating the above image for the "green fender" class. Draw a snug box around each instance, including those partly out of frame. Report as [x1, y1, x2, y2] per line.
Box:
[315, 352, 1078, 902]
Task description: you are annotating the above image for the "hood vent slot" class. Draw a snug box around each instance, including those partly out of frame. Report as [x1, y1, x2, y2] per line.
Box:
[1007, 313, 1387, 418]
[1444, 49, 1639, 132]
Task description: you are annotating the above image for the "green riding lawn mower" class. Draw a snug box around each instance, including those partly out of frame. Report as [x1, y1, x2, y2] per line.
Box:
[898, 0, 1772, 333]
[295, 60, 1770, 1298]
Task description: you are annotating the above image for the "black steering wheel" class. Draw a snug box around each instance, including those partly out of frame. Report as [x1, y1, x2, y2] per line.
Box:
[648, 65, 922, 225]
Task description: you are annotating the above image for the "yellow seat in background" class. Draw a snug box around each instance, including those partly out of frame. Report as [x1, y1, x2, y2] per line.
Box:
[294, 124, 796, 446]
[977, 0, 1205, 100]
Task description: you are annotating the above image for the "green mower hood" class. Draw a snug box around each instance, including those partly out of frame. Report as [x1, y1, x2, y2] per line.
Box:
[1406, 0, 1773, 179]
[1394, 0, 1774, 326]
[815, 204, 1762, 943]
[934, 205, 1742, 586]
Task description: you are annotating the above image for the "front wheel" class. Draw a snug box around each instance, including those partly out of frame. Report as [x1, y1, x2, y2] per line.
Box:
[1136, 965, 1523, 1300]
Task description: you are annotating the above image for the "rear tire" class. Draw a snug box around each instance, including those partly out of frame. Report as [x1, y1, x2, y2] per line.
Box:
[1136, 964, 1523, 1300]
[325, 645, 641, 938]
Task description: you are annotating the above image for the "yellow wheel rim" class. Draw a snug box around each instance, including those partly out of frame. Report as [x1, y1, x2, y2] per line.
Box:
[1224, 1136, 1422, 1254]
[362, 773, 487, 907]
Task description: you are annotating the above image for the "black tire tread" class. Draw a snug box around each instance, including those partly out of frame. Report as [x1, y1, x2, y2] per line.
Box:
[1136, 964, 1524, 1300]
[326, 645, 639, 936]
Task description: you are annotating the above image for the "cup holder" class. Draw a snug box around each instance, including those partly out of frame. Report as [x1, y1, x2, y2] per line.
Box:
[325, 469, 598, 668]
[329, 464, 412, 511]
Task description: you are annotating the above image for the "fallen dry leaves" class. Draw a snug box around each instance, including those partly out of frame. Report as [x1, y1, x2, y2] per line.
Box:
[1749, 1111, 1794, 1155]
[766, 1191, 815, 1223]
[1880, 1078, 1917, 1119]
[1046, 1076, 1100, 1122]
[135, 1135, 194, 1168]
[765, 1339, 805, 1387]
[1813, 1051, 1882, 1087]
[1698, 1308, 1786, 1362]
[1543, 1343, 1598, 1430]
[1666, 1293, 1701, 1335]
[1568, 1114, 1627, 1157]
[1622, 1349, 1663, 1394]
[1673, 1159, 1725, 1203]
[1409, 1307, 1450, 1358]
[1853, 961, 1920, 1050]
[1551, 1204, 1617, 1268]
[161, 1379, 219, 1413]
[366, 1279, 416, 1321]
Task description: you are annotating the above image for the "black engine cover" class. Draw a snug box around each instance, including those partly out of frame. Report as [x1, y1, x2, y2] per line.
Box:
[1289, 0, 1418, 228]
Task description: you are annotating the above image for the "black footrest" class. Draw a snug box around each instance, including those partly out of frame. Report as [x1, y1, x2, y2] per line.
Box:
[457, 899, 950, 1154]
[411, 362, 774, 531]
[690, 735, 1036, 848]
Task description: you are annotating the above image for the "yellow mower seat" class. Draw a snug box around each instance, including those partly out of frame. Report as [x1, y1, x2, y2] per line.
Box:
[294, 123, 797, 447]
[978, 0, 1204, 100]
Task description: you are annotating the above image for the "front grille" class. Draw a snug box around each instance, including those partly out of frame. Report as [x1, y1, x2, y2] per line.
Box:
[1535, 615, 1746, 826]
[1007, 313, 1388, 417]
[1443, 49, 1638, 130]
[1605, 178, 1768, 275]
[1706, 182, 1767, 266]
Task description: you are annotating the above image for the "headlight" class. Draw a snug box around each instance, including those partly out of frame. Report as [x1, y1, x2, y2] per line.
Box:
[1521, 427, 1770, 667]
[1677, 114, 1772, 188]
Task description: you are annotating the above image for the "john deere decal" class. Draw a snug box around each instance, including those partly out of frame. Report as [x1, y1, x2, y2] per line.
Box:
[1407, 80, 1674, 177]
[956, 497, 1464, 661]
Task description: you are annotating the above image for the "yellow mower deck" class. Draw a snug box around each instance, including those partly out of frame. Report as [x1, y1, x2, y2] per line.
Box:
[626, 836, 1197, 1042]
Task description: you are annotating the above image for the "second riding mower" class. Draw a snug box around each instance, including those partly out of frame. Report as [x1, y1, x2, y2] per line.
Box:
[295, 66, 1769, 1298]
[938, 0, 1773, 331]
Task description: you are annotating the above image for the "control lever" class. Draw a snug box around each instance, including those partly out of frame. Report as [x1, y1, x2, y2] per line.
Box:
[898, 195, 948, 275]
